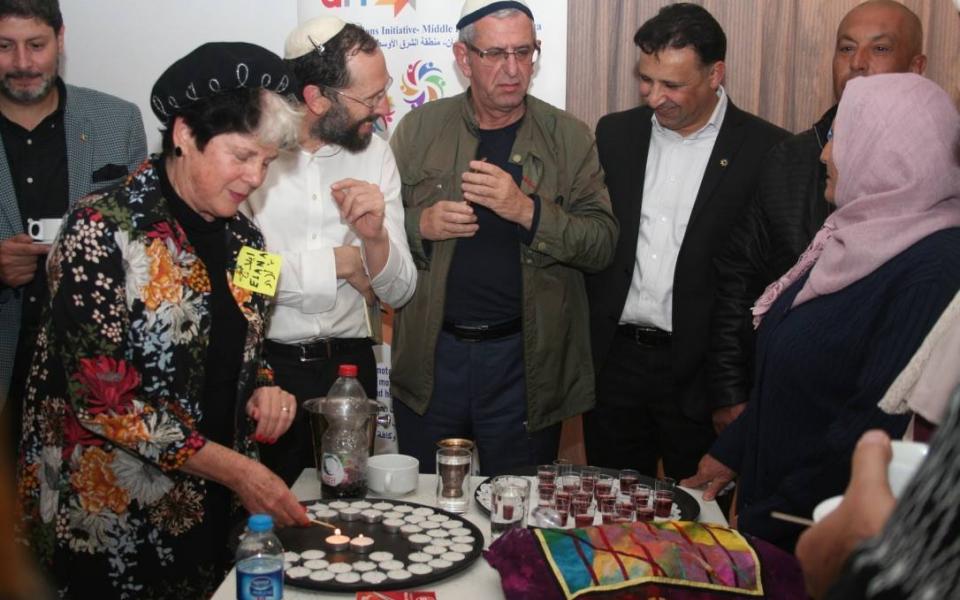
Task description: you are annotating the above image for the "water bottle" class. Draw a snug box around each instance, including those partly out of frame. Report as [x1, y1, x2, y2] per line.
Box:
[236, 514, 284, 600]
[321, 364, 369, 498]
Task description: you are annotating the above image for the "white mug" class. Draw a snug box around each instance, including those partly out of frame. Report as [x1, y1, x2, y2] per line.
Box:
[366, 453, 419, 496]
[27, 218, 63, 243]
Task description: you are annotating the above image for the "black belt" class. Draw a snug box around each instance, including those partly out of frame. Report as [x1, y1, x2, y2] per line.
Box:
[264, 338, 374, 362]
[442, 318, 522, 342]
[618, 324, 672, 346]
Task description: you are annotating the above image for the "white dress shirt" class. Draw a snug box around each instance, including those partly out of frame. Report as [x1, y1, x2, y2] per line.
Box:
[243, 135, 416, 343]
[620, 87, 728, 331]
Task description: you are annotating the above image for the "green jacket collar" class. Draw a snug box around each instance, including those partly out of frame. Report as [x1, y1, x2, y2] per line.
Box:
[456, 89, 544, 193]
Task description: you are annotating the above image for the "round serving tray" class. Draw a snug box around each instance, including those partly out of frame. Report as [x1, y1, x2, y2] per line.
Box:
[474, 465, 701, 522]
[277, 498, 484, 593]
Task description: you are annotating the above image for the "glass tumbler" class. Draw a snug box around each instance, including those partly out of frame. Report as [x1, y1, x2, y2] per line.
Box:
[490, 475, 532, 541]
[436, 447, 472, 513]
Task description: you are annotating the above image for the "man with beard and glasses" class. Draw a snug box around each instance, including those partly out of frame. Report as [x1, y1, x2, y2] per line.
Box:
[243, 17, 416, 485]
[0, 0, 145, 458]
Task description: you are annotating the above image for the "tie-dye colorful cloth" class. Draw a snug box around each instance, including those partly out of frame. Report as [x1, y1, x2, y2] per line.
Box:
[485, 521, 809, 600]
[534, 522, 763, 598]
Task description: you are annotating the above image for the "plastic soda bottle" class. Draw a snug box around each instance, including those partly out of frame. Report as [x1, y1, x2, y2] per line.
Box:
[321, 364, 369, 498]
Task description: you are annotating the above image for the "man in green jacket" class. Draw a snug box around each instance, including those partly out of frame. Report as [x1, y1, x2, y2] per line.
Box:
[389, 0, 618, 475]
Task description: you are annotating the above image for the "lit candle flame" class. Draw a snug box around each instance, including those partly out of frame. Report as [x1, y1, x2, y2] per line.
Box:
[334, 528, 341, 535]
[357, 534, 364, 540]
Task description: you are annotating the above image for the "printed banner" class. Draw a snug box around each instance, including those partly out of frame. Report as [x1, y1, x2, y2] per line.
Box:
[297, 0, 568, 137]
[373, 344, 399, 454]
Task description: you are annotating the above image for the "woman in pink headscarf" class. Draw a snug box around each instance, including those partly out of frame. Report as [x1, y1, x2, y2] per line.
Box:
[682, 73, 960, 551]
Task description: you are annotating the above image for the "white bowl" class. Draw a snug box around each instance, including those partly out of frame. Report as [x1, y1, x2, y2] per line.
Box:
[812, 440, 928, 522]
[812, 495, 843, 522]
[888, 440, 928, 497]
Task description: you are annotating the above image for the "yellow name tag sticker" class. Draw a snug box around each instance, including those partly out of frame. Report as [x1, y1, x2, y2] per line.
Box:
[233, 246, 282, 296]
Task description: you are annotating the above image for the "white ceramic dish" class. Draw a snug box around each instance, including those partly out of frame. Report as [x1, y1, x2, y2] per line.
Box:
[812, 495, 843, 522]
[888, 440, 928, 497]
[812, 440, 928, 522]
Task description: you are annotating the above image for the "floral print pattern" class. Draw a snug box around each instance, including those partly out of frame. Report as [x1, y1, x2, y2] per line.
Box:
[17, 159, 275, 598]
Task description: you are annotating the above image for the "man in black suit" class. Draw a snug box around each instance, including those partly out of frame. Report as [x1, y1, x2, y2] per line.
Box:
[584, 3, 789, 480]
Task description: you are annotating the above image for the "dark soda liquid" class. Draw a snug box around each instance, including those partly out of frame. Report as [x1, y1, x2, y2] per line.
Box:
[596, 495, 615, 514]
[620, 475, 639, 493]
[574, 514, 594, 528]
[322, 478, 367, 499]
[537, 470, 556, 484]
[601, 512, 618, 525]
[655, 496, 673, 518]
[636, 506, 655, 522]
[438, 460, 469, 497]
[595, 480, 613, 500]
[538, 483, 556, 506]
[572, 500, 591, 516]
[633, 489, 651, 505]
[593, 481, 613, 504]
[580, 478, 596, 494]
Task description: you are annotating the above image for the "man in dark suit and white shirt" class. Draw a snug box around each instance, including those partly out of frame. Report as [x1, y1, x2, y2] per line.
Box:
[585, 3, 789, 480]
[0, 0, 146, 452]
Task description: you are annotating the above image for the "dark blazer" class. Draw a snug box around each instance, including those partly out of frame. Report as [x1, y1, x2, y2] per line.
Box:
[709, 107, 835, 410]
[0, 83, 146, 399]
[587, 100, 789, 422]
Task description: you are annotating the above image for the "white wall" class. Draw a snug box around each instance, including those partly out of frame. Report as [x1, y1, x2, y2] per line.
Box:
[59, 1, 567, 152]
[60, 1, 298, 152]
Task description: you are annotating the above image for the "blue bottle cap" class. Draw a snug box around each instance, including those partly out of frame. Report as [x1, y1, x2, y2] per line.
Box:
[247, 514, 274, 532]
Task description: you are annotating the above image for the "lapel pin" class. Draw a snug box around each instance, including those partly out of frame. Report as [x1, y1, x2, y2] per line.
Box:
[719, 158, 729, 167]
[80, 133, 88, 142]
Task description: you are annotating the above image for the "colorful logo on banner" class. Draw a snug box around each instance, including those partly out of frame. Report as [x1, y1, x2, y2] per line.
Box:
[400, 60, 445, 109]
[320, 0, 416, 17]
[373, 95, 396, 135]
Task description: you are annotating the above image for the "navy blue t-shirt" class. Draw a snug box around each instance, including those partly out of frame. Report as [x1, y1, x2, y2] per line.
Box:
[443, 119, 526, 324]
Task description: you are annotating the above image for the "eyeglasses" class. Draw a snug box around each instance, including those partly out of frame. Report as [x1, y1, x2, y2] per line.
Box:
[465, 42, 541, 65]
[328, 76, 393, 112]
[304, 35, 392, 112]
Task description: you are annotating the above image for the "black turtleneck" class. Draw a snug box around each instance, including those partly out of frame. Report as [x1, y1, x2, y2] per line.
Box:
[158, 161, 247, 448]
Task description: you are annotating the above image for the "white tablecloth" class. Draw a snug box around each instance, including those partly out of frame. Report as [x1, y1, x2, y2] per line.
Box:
[211, 469, 728, 599]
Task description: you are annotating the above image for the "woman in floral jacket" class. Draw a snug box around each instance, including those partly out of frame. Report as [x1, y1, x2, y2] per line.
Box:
[17, 43, 308, 598]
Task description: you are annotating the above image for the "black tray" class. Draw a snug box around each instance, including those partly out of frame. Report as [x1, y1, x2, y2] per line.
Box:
[474, 465, 701, 522]
[277, 498, 483, 593]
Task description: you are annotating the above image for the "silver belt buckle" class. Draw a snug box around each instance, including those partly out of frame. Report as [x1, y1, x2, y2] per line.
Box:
[298, 339, 333, 362]
[634, 327, 648, 345]
[297, 344, 311, 363]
